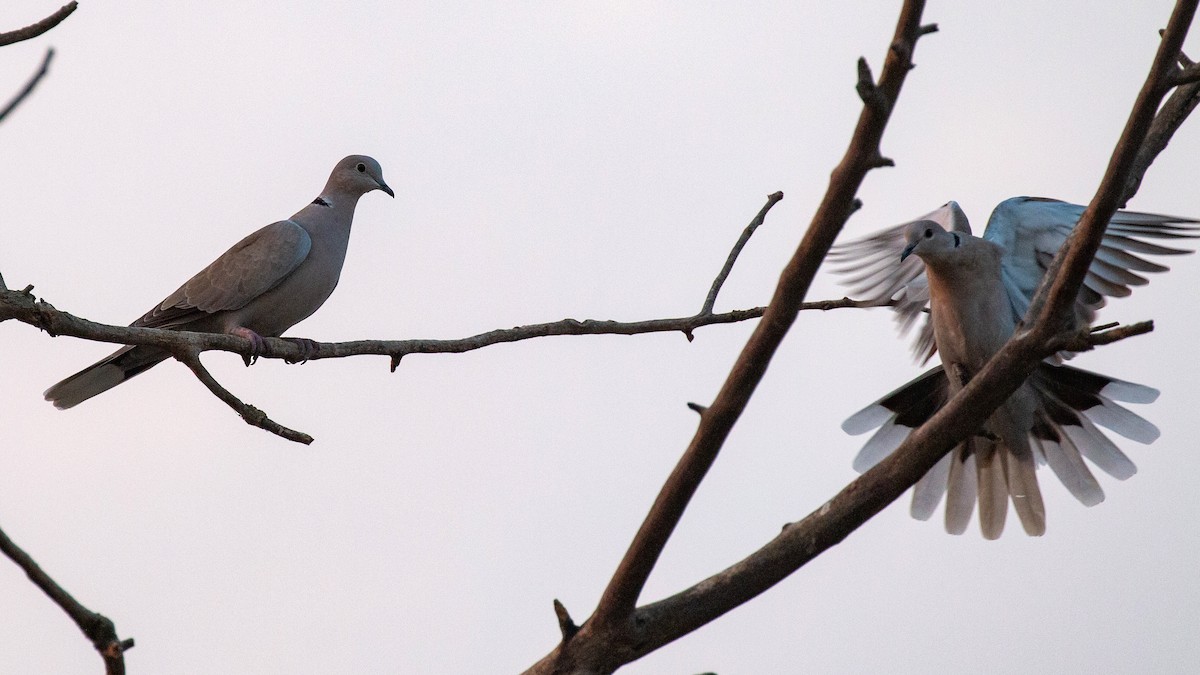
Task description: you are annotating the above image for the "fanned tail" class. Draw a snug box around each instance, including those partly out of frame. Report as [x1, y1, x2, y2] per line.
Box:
[842, 361, 1158, 537]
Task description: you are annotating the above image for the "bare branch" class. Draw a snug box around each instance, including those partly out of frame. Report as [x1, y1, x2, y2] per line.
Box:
[577, 0, 933, 656]
[0, 523, 133, 674]
[1045, 320, 1155, 354]
[524, 2, 1199, 672]
[0, 2, 78, 47]
[1030, 0, 1198, 328]
[0, 48, 54, 124]
[1122, 46, 1200, 205]
[700, 191, 783, 315]
[2, 286, 888, 444]
[2, 286, 886, 369]
[177, 349, 315, 445]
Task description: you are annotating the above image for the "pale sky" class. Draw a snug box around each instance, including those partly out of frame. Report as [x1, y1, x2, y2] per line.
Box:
[2, 2, 1198, 673]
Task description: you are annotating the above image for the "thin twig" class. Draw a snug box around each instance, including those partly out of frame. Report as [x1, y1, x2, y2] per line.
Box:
[700, 191, 784, 315]
[0, 523, 132, 675]
[0, 48, 55, 124]
[1030, 0, 1198, 329]
[563, 0, 933, 663]
[0, 2, 78, 47]
[177, 349, 314, 445]
[590, 0, 931, 631]
[523, 1, 1198, 672]
[0, 286, 884, 368]
[1122, 45, 1200, 206]
[1046, 320, 1155, 353]
[553, 600, 579, 642]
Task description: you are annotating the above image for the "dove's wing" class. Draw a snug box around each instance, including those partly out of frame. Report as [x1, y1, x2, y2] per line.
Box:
[983, 196, 1199, 329]
[135, 221, 312, 330]
[828, 201, 972, 363]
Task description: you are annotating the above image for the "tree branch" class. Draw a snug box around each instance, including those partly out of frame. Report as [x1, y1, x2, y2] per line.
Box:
[1122, 44, 1200, 206]
[519, 3, 935, 673]
[0, 47, 54, 124]
[523, 1, 1198, 672]
[586, 0, 932, 634]
[2, 284, 882, 443]
[1029, 0, 1198, 330]
[0, 523, 133, 675]
[699, 191, 783, 316]
[177, 349, 315, 445]
[0, 2, 77, 47]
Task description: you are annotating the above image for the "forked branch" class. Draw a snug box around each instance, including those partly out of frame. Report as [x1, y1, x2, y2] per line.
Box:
[524, 1, 937, 672]
[524, 1, 1198, 673]
[0, 524, 133, 675]
[0, 190, 835, 444]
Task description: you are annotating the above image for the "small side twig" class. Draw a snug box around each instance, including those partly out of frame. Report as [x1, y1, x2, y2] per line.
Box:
[855, 57, 887, 112]
[700, 191, 784, 316]
[177, 349, 314, 445]
[0, 2, 78, 47]
[0, 523, 133, 675]
[583, 0, 932, 643]
[0, 48, 55, 124]
[552, 599, 579, 642]
[1045, 320, 1155, 354]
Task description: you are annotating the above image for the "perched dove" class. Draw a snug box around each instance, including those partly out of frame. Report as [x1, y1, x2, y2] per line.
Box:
[45, 155, 393, 409]
[829, 197, 1197, 538]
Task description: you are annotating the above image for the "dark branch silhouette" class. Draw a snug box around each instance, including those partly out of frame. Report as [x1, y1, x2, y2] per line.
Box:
[0, 525, 133, 675]
[526, 1, 938, 671]
[0, 47, 54, 123]
[2, 1, 1199, 673]
[0, 2, 77, 47]
[0, 5, 135, 674]
[523, 0, 1199, 672]
[0, 192, 872, 444]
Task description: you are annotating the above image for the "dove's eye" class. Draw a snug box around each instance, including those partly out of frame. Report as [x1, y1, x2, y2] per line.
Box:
[356, 163, 366, 173]
[924, 228, 933, 239]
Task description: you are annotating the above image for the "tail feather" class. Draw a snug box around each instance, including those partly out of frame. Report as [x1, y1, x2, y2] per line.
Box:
[1002, 437, 1046, 536]
[975, 441, 1008, 540]
[1066, 416, 1137, 480]
[910, 451, 951, 521]
[44, 345, 170, 409]
[944, 445, 977, 535]
[842, 360, 1159, 537]
[1034, 431, 1105, 507]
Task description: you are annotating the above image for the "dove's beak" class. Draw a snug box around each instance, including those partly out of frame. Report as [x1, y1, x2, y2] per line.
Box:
[900, 241, 917, 262]
[378, 181, 395, 198]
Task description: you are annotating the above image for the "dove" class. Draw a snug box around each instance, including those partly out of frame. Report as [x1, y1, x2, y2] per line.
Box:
[828, 197, 1197, 538]
[44, 155, 393, 409]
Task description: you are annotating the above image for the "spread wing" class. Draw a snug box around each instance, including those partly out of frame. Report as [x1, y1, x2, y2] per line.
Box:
[982, 196, 1199, 330]
[135, 220, 312, 329]
[828, 201, 972, 363]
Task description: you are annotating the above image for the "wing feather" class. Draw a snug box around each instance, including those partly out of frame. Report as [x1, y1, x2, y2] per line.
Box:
[136, 221, 312, 328]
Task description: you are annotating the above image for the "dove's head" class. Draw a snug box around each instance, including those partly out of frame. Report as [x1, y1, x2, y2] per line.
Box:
[325, 155, 395, 199]
[900, 219, 962, 262]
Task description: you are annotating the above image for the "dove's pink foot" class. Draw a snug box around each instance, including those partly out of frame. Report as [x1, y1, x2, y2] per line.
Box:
[229, 327, 267, 366]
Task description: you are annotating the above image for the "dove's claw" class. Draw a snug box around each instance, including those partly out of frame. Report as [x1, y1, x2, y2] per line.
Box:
[283, 337, 320, 364]
[230, 327, 267, 366]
